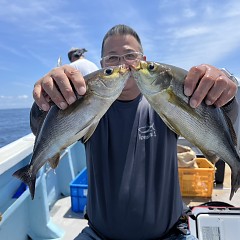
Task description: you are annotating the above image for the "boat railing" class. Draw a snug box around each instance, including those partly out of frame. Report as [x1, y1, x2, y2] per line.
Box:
[0, 133, 86, 240]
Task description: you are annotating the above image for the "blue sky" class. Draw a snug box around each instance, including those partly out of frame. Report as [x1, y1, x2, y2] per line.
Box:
[0, 0, 240, 109]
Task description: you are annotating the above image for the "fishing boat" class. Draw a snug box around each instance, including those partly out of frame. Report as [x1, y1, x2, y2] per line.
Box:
[0, 83, 240, 240]
[0, 135, 88, 239]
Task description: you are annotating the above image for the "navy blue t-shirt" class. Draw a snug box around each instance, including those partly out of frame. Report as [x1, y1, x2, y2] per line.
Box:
[84, 94, 183, 239]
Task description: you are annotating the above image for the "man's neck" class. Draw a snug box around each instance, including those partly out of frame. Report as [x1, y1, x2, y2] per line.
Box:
[117, 88, 141, 101]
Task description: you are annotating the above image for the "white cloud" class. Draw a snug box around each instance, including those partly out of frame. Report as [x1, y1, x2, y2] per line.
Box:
[1, 0, 240, 110]
[149, 0, 240, 70]
[0, 95, 13, 99]
[12, 82, 33, 89]
[0, 0, 88, 43]
[0, 95, 33, 109]
[0, 43, 25, 58]
[183, 8, 196, 18]
[172, 26, 209, 39]
[17, 95, 29, 99]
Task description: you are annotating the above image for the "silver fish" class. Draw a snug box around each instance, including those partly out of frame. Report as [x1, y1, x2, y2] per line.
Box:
[131, 60, 240, 200]
[13, 65, 130, 199]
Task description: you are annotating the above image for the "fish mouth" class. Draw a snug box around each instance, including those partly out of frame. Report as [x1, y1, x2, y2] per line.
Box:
[129, 61, 160, 95]
[93, 71, 130, 98]
[97, 64, 130, 90]
[129, 61, 143, 81]
[119, 64, 131, 74]
[129, 61, 144, 71]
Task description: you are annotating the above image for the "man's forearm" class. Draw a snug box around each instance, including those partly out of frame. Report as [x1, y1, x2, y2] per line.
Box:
[222, 97, 239, 124]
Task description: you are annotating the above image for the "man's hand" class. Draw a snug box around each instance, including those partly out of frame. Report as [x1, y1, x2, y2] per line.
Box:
[33, 65, 86, 111]
[184, 64, 238, 108]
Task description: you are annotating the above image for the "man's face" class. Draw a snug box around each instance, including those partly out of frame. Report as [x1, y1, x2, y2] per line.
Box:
[71, 55, 79, 62]
[101, 34, 146, 100]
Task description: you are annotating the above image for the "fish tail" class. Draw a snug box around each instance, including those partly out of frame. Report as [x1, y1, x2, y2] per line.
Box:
[230, 165, 240, 200]
[12, 165, 36, 200]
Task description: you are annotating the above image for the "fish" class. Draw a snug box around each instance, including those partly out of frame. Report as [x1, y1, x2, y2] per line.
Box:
[13, 65, 130, 199]
[131, 60, 240, 200]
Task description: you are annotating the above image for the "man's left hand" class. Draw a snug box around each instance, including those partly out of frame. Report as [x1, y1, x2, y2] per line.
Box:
[184, 64, 238, 108]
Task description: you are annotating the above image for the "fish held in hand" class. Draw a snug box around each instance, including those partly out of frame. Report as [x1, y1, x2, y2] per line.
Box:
[13, 65, 130, 199]
[131, 60, 240, 200]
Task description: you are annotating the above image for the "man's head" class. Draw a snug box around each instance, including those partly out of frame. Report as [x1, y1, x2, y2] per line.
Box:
[100, 24, 146, 100]
[101, 24, 143, 58]
[68, 48, 87, 63]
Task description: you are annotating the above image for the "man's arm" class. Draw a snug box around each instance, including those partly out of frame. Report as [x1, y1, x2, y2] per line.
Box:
[222, 97, 239, 124]
[220, 68, 239, 123]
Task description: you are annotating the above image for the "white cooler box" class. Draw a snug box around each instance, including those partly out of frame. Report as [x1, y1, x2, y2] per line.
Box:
[188, 206, 240, 240]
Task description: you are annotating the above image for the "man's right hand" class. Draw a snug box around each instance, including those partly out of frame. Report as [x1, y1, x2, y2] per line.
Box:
[33, 65, 86, 111]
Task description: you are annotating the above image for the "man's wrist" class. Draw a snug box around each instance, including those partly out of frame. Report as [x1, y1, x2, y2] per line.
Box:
[221, 68, 239, 86]
[222, 96, 235, 109]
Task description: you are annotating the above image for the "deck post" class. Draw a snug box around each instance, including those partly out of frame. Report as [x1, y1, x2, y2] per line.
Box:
[28, 173, 65, 240]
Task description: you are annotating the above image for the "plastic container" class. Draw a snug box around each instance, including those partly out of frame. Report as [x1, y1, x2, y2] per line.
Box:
[178, 158, 215, 197]
[70, 167, 88, 212]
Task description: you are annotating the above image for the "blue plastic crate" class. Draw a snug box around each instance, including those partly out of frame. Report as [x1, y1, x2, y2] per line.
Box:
[70, 167, 88, 212]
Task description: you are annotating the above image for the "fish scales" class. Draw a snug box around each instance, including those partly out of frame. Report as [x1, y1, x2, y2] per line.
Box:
[13, 65, 130, 199]
[131, 61, 240, 200]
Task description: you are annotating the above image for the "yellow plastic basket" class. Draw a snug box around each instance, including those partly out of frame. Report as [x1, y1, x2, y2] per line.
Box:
[178, 158, 215, 197]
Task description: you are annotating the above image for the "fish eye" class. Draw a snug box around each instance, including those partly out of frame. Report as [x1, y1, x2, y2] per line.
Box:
[148, 63, 155, 71]
[104, 68, 113, 75]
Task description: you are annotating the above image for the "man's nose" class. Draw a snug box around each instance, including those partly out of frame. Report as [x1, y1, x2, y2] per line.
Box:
[119, 57, 134, 68]
[119, 56, 127, 65]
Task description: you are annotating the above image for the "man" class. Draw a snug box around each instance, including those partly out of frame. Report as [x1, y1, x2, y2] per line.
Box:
[68, 47, 99, 77]
[68, 47, 87, 62]
[31, 25, 238, 239]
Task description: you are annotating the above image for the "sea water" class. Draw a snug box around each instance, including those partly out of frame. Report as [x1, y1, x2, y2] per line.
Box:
[0, 108, 31, 148]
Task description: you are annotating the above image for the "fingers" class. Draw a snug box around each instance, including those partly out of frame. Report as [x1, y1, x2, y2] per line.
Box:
[33, 81, 50, 111]
[185, 65, 214, 108]
[212, 78, 237, 107]
[184, 65, 205, 98]
[64, 66, 87, 95]
[33, 65, 86, 111]
[184, 64, 238, 108]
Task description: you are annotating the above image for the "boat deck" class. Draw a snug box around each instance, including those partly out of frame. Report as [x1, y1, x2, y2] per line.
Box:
[50, 164, 240, 240]
[50, 197, 87, 239]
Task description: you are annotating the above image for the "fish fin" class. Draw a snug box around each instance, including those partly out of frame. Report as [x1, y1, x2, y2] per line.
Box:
[221, 109, 238, 146]
[48, 152, 61, 169]
[200, 150, 219, 164]
[12, 165, 36, 200]
[202, 150, 240, 200]
[82, 121, 100, 143]
[30, 102, 48, 138]
[229, 164, 240, 200]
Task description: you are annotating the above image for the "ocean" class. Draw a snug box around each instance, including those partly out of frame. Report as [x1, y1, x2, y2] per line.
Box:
[0, 108, 32, 148]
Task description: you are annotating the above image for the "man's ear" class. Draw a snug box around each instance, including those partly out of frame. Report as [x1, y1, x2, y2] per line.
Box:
[143, 55, 146, 61]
